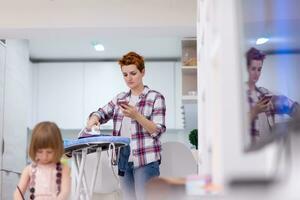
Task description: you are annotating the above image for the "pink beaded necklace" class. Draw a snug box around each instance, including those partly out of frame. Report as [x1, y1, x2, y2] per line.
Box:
[29, 162, 62, 200]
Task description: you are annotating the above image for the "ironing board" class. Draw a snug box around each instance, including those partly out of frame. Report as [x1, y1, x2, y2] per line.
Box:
[64, 135, 130, 200]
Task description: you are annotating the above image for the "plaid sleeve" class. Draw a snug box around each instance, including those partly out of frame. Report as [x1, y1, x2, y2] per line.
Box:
[97, 101, 116, 123]
[151, 94, 166, 138]
[89, 100, 116, 124]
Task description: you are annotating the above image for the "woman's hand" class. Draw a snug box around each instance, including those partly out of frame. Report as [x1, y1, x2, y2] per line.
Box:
[87, 115, 100, 129]
[251, 98, 272, 120]
[120, 104, 157, 135]
[120, 104, 140, 120]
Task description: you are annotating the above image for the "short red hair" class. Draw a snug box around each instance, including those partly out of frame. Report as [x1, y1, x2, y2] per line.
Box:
[246, 47, 266, 67]
[118, 52, 145, 72]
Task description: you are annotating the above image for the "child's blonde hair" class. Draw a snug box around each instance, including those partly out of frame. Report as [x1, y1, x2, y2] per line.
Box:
[29, 121, 64, 163]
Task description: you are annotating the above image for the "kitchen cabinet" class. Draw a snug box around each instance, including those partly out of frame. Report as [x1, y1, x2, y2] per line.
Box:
[144, 62, 178, 129]
[83, 62, 126, 129]
[33, 61, 183, 129]
[35, 62, 85, 129]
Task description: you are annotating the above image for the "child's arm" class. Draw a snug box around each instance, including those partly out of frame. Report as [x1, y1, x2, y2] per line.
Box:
[57, 164, 71, 200]
[13, 165, 30, 200]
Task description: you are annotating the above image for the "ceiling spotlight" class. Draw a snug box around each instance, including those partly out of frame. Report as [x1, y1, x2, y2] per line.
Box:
[92, 42, 105, 51]
[256, 37, 269, 45]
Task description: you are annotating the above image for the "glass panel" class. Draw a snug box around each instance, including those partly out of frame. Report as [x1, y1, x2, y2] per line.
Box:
[239, 0, 300, 151]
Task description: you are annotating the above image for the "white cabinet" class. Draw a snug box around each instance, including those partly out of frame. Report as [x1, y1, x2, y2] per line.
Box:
[33, 61, 182, 129]
[144, 62, 178, 129]
[83, 62, 126, 129]
[35, 63, 85, 129]
[84, 61, 179, 129]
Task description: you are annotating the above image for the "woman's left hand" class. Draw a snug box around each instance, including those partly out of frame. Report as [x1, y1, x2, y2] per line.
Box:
[120, 104, 140, 120]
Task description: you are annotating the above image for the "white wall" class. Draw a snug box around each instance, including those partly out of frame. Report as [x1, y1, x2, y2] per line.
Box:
[1, 40, 32, 200]
[0, 41, 6, 197]
[258, 54, 300, 103]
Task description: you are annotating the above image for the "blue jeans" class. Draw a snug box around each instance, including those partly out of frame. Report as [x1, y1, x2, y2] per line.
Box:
[120, 161, 160, 200]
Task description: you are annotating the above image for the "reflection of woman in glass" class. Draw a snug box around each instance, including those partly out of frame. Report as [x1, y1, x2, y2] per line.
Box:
[246, 47, 299, 143]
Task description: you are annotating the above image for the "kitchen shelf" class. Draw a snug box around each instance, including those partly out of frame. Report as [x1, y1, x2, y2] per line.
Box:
[182, 66, 197, 76]
[181, 38, 197, 100]
[182, 65, 197, 70]
[182, 95, 197, 103]
[182, 39, 197, 66]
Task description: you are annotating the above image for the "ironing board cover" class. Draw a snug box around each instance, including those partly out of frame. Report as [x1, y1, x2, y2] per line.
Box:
[64, 135, 130, 154]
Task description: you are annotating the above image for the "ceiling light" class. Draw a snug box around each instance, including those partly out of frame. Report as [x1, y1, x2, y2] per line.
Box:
[256, 37, 269, 45]
[92, 42, 105, 51]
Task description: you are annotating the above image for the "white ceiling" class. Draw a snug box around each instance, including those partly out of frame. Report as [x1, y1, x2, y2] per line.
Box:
[0, 0, 197, 60]
[26, 28, 195, 60]
[241, 0, 300, 52]
[1, 0, 300, 59]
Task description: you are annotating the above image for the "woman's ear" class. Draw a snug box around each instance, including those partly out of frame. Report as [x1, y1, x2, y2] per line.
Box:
[142, 69, 145, 76]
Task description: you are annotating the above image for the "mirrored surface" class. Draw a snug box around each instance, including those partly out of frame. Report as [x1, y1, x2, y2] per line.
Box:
[239, 0, 300, 151]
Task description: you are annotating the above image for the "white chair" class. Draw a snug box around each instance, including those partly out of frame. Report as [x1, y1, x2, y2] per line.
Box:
[160, 142, 198, 177]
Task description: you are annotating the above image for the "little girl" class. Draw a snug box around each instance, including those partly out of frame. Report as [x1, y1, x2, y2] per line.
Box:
[14, 121, 71, 200]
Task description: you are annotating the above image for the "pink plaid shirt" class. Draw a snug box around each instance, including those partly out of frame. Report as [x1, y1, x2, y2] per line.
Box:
[248, 86, 296, 141]
[91, 86, 166, 167]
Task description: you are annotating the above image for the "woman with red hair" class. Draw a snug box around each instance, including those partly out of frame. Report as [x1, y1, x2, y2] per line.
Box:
[246, 47, 299, 144]
[87, 51, 166, 200]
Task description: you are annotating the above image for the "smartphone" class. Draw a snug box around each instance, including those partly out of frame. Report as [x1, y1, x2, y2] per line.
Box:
[117, 100, 128, 108]
[261, 95, 273, 104]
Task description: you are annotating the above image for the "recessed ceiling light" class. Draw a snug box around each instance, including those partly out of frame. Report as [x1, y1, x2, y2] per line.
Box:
[92, 42, 105, 51]
[256, 37, 269, 45]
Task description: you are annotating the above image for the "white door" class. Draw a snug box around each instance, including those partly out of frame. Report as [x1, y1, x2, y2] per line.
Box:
[0, 41, 6, 200]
